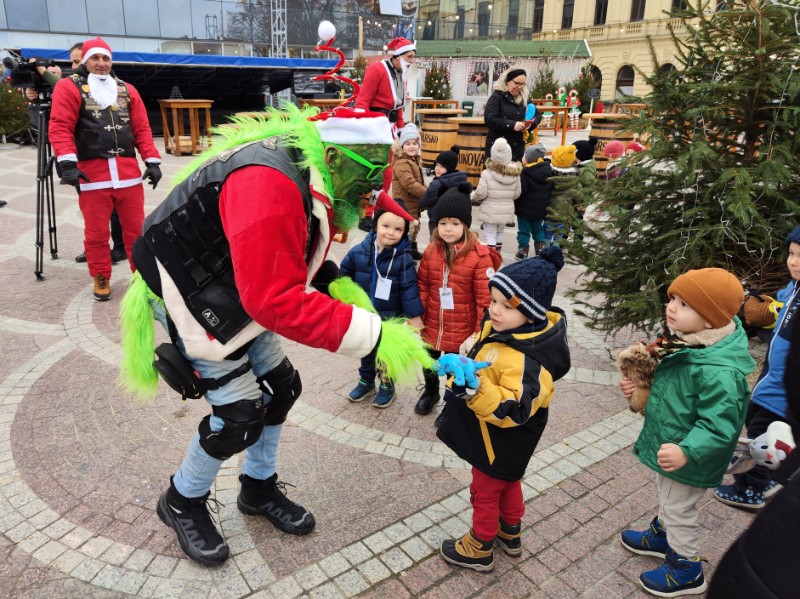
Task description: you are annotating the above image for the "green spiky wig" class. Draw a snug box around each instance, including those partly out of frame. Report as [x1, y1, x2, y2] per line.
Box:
[172, 103, 333, 199]
[118, 271, 162, 400]
[329, 277, 434, 386]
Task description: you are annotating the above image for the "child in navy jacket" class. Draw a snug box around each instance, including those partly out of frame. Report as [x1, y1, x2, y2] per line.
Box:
[340, 205, 425, 408]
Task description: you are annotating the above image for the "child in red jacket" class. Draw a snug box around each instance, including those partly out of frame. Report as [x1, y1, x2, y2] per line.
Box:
[416, 182, 501, 418]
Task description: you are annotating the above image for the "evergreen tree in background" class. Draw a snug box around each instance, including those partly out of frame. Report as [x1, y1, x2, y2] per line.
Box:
[566, 61, 601, 114]
[559, 0, 800, 335]
[528, 59, 559, 100]
[422, 62, 452, 100]
[0, 79, 29, 138]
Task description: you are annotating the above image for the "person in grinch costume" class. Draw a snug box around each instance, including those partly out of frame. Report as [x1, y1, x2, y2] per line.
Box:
[118, 23, 431, 567]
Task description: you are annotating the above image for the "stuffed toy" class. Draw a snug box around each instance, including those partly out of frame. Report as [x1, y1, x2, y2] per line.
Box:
[435, 354, 491, 390]
[616, 343, 658, 413]
[727, 421, 796, 474]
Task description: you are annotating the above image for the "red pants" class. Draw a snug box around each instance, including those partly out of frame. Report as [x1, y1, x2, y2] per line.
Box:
[470, 467, 524, 541]
[78, 185, 144, 279]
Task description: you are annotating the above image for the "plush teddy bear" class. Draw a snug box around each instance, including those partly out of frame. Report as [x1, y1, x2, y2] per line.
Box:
[616, 343, 658, 413]
[726, 421, 796, 474]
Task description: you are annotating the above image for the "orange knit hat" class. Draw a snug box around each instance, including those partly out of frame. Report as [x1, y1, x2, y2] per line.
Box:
[667, 268, 744, 329]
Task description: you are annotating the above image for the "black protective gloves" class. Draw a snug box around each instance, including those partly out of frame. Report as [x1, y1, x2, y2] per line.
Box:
[58, 161, 89, 187]
[142, 162, 162, 189]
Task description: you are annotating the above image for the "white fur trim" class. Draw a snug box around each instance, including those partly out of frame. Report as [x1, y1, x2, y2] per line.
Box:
[306, 166, 331, 282]
[392, 42, 416, 55]
[82, 47, 111, 64]
[336, 306, 382, 358]
[316, 114, 394, 145]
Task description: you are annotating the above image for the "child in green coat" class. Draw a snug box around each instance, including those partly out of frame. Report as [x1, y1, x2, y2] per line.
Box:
[618, 268, 755, 597]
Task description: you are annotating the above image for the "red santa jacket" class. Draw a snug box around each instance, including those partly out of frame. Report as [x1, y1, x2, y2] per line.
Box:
[150, 163, 382, 362]
[49, 75, 160, 192]
[356, 59, 406, 129]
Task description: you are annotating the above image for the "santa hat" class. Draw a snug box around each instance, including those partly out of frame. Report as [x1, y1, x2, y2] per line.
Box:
[314, 107, 394, 145]
[386, 37, 416, 56]
[82, 37, 112, 64]
[626, 141, 645, 153]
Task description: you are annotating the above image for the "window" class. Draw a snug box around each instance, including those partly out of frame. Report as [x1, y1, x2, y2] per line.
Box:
[615, 65, 635, 98]
[590, 65, 603, 92]
[478, 2, 490, 36]
[659, 63, 677, 74]
[532, 0, 544, 33]
[671, 0, 688, 9]
[86, 0, 125, 35]
[455, 6, 465, 39]
[6, 0, 48, 30]
[630, 0, 646, 21]
[562, 0, 575, 29]
[594, 0, 609, 25]
[508, 0, 519, 36]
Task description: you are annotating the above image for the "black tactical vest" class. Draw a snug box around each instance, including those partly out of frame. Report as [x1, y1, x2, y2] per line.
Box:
[133, 137, 315, 344]
[70, 74, 136, 160]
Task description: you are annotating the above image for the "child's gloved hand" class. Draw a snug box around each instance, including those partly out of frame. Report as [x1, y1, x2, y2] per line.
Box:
[435, 354, 491, 390]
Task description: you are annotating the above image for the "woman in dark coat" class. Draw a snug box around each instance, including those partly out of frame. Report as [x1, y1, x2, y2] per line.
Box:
[483, 67, 541, 162]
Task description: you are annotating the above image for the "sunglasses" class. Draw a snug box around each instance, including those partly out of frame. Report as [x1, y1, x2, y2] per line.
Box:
[327, 143, 388, 183]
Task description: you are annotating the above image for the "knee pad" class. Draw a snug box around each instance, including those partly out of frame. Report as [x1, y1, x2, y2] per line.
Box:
[198, 398, 266, 461]
[257, 357, 302, 426]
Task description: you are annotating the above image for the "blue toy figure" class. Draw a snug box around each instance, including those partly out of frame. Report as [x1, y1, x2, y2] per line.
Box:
[435, 354, 491, 389]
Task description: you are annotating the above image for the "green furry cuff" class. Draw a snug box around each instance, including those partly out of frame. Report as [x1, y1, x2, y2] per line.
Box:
[377, 318, 435, 385]
[118, 272, 160, 400]
[329, 276, 433, 385]
[329, 276, 376, 313]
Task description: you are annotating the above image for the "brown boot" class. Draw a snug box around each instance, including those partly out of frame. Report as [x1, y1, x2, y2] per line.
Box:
[496, 519, 522, 556]
[440, 529, 494, 572]
[93, 274, 111, 301]
[533, 241, 544, 255]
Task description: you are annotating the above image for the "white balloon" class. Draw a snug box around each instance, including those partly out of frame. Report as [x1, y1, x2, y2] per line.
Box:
[318, 21, 336, 42]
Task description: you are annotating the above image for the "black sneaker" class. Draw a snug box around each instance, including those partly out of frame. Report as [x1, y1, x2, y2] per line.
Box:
[496, 519, 522, 556]
[75, 252, 87, 263]
[156, 480, 229, 566]
[237, 473, 315, 535]
[110, 246, 127, 264]
[440, 529, 494, 572]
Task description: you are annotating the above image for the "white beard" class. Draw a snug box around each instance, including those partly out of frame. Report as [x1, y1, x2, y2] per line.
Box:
[87, 73, 118, 109]
[399, 58, 412, 83]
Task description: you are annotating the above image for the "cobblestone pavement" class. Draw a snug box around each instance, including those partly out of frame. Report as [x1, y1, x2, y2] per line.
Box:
[0, 138, 761, 598]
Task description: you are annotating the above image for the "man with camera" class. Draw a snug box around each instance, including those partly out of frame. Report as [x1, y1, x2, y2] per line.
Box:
[49, 37, 161, 301]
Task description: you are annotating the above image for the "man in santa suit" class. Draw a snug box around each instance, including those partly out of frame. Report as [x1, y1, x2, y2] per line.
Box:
[355, 37, 416, 226]
[49, 37, 161, 301]
[120, 105, 429, 567]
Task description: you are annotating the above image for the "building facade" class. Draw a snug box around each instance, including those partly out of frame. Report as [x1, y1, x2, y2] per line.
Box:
[418, 0, 697, 100]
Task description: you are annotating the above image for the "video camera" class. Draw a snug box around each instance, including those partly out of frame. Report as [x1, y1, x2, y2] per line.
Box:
[2, 53, 55, 91]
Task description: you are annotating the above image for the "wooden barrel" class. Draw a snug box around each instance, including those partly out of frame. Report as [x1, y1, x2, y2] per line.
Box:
[449, 117, 488, 188]
[587, 114, 634, 177]
[417, 109, 465, 169]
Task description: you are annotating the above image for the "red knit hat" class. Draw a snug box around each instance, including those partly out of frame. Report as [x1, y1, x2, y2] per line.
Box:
[603, 140, 625, 158]
[81, 37, 112, 64]
[386, 37, 416, 56]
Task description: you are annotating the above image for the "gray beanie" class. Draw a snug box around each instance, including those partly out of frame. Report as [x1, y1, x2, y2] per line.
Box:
[398, 123, 420, 147]
[524, 143, 547, 164]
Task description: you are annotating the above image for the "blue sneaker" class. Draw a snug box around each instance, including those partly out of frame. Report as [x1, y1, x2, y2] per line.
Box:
[621, 516, 669, 558]
[639, 547, 707, 597]
[712, 483, 765, 510]
[372, 383, 395, 408]
[348, 379, 375, 402]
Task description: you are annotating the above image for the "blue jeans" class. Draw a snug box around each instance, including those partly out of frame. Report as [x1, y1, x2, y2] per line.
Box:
[543, 220, 565, 245]
[516, 217, 545, 247]
[153, 302, 285, 498]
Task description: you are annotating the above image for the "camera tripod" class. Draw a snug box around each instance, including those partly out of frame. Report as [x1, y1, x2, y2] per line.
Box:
[32, 101, 59, 281]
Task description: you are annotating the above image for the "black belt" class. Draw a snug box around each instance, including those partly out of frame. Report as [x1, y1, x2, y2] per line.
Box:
[370, 106, 399, 122]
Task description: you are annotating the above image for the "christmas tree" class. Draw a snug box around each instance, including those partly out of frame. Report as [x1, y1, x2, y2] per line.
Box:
[528, 59, 559, 100]
[0, 79, 30, 138]
[422, 62, 452, 100]
[566, 61, 601, 114]
[559, 0, 800, 334]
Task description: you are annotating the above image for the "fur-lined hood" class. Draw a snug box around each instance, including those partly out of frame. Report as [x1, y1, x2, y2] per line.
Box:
[391, 140, 422, 159]
[492, 67, 529, 106]
[484, 157, 523, 177]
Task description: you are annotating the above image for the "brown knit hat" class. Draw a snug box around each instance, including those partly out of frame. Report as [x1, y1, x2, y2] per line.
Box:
[667, 268, 744, 329]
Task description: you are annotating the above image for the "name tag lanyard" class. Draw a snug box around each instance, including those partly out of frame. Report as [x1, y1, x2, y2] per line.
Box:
[373, 244, 395, 301]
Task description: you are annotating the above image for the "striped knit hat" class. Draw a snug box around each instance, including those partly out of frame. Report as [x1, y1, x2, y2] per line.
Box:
[489, 246, 565, 323]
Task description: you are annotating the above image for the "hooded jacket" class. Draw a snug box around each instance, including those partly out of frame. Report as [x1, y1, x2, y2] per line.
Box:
[437, 311, 571, 481]
[750, 280, 799, 418]
[633, 319, 756, 488]
[471, 158, 522, 225]
[339, 231, 424, 319]
[517, 159, 554, 221]
[483, 69, 540, 162]
[391, 143, 427, 217]
[418, 239, 502, 352]
[547, 167, 581, 219]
